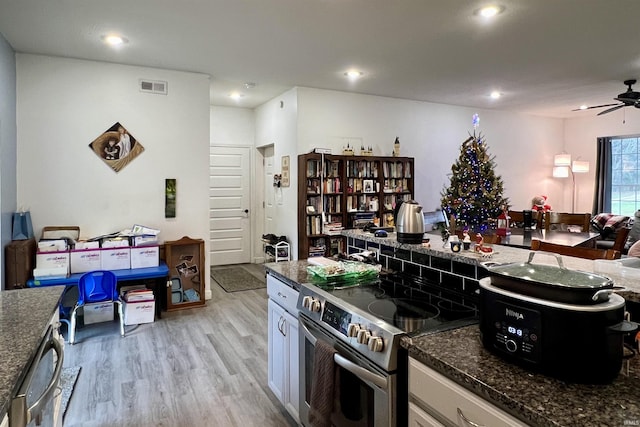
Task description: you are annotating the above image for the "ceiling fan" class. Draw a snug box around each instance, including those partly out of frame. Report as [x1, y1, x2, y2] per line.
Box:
[573, 79, 640, 115]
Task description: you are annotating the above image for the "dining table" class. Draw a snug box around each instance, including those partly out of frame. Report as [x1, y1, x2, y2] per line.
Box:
[496, 228, 600, 249]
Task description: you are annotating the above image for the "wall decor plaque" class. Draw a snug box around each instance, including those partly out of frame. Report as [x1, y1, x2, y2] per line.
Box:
[88, 122, 145, 172]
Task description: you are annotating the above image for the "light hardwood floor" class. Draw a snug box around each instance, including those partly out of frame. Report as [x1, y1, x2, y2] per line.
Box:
[63, 264, 297, 427]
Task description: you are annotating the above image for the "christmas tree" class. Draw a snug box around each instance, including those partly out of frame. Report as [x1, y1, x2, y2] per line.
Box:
[440, 131, 509, 231]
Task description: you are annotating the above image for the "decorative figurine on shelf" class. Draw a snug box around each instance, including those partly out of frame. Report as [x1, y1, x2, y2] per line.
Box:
[462, 228, 472, 250]
[531, 195, 552, 213]
[343, 143, 354, 156]
[474, 233, 494, 257]
[393, 137, 400, 157]
[361, 145, 373, 156]
[496, 205, 511, 237]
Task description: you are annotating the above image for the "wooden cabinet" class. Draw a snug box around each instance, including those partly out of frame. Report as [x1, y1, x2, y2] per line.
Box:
[409, 357, 526, 427]
[298, 153, 414, 259]
[267, 275, 300, 423]
[162, 236, 205, 310]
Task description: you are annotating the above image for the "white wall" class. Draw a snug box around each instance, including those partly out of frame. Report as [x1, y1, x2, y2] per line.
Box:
[296, 87, 565, 213]
[564, 112, 640, 213]
[255, 88, 299, 257]
[16, 54, 211, 293]
[0, 34, 16, 289]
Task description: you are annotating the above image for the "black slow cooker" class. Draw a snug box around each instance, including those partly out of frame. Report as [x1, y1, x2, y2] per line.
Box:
[479, 252, 639, 384]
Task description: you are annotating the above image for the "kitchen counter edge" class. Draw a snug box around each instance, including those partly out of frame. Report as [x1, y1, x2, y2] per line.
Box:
[401, 325, 640, 427]
[0, 286, 65, 419]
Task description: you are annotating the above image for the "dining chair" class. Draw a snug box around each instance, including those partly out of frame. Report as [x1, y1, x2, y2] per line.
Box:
[508, 210, 543, 229]
[530, 239, 620, 260]
[68, 270, 125, 344]
[544, 212, 591, 232]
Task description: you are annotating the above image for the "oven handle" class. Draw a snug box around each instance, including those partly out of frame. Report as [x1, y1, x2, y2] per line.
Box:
[300, 319, 388, 390]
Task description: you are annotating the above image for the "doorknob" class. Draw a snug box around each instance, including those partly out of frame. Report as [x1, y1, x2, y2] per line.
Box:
[244, 209, 249, 216]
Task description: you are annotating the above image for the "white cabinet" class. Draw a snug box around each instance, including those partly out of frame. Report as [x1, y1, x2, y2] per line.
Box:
[409, 402, 445, 427]
[409, 357, 526, 427]
[267, 275, 299, 423]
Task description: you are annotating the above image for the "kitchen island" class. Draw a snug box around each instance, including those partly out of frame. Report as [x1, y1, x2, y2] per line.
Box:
[268, 229, 640, 426]
[0, 287, 64, 419]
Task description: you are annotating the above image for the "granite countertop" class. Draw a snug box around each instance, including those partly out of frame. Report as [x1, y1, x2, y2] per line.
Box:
[402, 326, 640, 427]
[0, 287, 64, 418]
[264, 260, 313, 291]
[342, 229, 640, 301]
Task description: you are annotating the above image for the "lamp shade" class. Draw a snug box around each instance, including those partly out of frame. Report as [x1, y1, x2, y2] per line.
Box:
[553, 166, 570, 178]
[554, 153, 572, 166]
[572, 160, 590, 173]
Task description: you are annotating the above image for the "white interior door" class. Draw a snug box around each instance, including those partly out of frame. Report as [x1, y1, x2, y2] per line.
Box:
[209, 146, 251, 266]
[264, 146, 275, 236]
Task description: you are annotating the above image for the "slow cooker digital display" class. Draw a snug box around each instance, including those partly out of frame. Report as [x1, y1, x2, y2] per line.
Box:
[507, 325, 523, 337]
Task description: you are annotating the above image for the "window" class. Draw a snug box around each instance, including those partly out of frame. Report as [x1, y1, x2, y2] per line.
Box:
[610, 135, 640, 216]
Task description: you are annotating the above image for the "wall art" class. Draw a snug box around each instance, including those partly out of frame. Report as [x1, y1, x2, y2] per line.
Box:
[88, 122, 145, 172]
[165, 178, 176, 218]
[281, 155, 290, 187]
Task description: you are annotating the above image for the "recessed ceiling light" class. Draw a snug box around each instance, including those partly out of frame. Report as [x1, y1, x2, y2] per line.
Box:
[229, 92, 244, 100]
[102, 34, 128, 46]
[476, 5, 505, 18]
[344, 70, 364, 80]
[244, 82, 256, 89]
[490, 91, 501, 99]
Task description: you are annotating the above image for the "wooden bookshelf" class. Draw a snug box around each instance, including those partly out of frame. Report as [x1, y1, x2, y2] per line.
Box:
[297, 153, 414, 259]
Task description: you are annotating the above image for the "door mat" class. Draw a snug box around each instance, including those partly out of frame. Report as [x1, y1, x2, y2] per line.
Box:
[210, 267, 265, 292]
[60, 366, 81, 420]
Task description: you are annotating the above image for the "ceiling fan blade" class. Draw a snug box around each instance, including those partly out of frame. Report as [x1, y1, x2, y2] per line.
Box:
[597, 104, 625, 116]
[571, 103, 619, 112]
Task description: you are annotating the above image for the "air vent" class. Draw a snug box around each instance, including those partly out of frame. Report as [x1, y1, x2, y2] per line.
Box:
[139, 79, 168, 95]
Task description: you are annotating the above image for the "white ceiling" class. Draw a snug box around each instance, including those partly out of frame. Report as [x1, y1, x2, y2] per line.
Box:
[1, 0, 639, 118]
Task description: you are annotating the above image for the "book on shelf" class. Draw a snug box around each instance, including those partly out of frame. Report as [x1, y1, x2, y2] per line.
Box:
[324, 221, 344, 236]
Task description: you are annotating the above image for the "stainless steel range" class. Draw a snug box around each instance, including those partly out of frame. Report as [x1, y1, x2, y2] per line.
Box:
[297, 272, 479, 427]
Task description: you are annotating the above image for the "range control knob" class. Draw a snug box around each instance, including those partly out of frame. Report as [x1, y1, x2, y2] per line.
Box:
[368, 336, 384, 352]
[505, 339, 518, 353]
[302, 296, 321, 312]
[309, 299, 321, 313]
[356, 329, 371, 345]
[347, 323, 361, 338]
[302, 296, 312, 309]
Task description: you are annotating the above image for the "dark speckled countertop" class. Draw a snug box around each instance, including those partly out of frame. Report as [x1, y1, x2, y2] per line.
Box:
[0, 287, 64, 418]
[402, 326, 640, 427]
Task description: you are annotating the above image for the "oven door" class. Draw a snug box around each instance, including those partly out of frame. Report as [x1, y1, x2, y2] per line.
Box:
[299, 315, 396, 427]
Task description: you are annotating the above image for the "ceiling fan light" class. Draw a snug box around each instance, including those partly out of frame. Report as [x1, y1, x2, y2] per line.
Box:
[579, 105, 588, 110]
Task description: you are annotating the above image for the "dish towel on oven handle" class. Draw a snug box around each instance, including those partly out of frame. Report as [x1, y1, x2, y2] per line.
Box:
[309, 338, 338, 427]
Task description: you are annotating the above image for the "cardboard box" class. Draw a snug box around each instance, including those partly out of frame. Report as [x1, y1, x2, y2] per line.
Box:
[101, 248, 131, 270]
[36, 250, 70, 275]
[33, 267, 68, 280]
[83, 302, 114, 324]
[132, 235, 158, 247]
[70, 249, 102, 274]
[124, 300, 155, 325]
[130, 246, 159, 269]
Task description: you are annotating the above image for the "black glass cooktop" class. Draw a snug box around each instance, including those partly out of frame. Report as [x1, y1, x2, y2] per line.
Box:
[315, 272, 479, 334]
